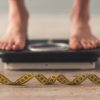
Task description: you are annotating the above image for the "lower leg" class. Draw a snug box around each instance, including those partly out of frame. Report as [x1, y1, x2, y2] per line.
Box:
[70, 0, 100, 50]
[71, 0, 90, 23]
[0, 0, 29, 50]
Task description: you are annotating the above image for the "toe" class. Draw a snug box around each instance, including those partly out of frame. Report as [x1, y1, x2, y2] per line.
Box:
[81, 39, 98, 49]
[90, 41, 97, 48]
[98, 40, 100, 46]
[5, 42, 13, 50]
[89, 37, 100, 48]
[85, 42, 93, 49]
[69, 38, 82, 50]
[2, 42, 8, 50]
[81, 40, 89, 49]
[12, 44, 19, 50]
[95, 40, 100, 47]
[0, 42, 5, 50]
[0, 42, 2, 49]
[70, 43, 80, 50]
[12, 43, 24, 50]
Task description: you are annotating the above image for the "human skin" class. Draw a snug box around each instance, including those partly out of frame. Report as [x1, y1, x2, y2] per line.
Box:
[70, 0, 100, 50]
[0, 0, 99, 50]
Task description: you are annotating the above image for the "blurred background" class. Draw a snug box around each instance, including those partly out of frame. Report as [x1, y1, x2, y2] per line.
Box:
[0, 0, 100, 39]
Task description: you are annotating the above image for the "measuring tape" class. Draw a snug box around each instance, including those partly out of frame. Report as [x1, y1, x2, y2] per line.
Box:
[0, 73, 100, 85]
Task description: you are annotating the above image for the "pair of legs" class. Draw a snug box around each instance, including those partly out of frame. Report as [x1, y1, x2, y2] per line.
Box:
[0, 0, 100, 50]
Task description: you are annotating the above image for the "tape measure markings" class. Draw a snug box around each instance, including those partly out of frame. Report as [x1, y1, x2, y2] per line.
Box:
[0, 73, 100, 85]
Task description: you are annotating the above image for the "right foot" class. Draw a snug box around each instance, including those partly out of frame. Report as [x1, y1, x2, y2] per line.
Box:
[0, 10, 29, 50]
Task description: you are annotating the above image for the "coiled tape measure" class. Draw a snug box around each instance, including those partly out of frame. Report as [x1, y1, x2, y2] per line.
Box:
[0, 73, 100, 85]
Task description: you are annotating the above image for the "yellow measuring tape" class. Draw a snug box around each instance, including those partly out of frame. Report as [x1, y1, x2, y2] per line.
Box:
[0, 73, 100, 85]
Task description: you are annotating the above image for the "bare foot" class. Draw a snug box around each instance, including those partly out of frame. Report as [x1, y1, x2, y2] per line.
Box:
[69, 18, 100, 50]
[0, 11, 29, 50]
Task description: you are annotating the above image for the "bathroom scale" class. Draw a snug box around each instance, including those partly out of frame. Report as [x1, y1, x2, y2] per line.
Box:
[0, 39, 100, 70]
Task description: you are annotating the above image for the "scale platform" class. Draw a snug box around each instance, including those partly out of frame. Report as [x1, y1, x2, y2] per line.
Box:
[0, 39, 100, 70]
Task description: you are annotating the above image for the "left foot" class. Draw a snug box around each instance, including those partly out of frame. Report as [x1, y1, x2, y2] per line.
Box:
[70, 23, 100, 50]
[69, 15, 100, 50]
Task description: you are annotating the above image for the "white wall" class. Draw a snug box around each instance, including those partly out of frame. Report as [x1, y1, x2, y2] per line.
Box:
[0, 0, 100, 39]
[0, 0, 100, 14]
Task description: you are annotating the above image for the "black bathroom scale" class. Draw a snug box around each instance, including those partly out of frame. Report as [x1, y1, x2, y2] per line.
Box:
[0, 39, 100, 70]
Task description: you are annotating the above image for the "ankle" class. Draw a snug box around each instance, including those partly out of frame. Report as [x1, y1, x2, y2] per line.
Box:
[21, 9, 29, 20]
[70, 14, 90, 27]
[71, 8, 90, 23]
[9, 9, 29, 21]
